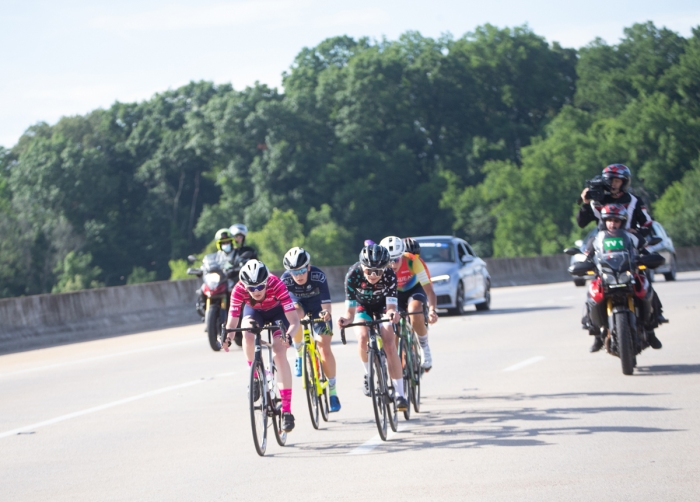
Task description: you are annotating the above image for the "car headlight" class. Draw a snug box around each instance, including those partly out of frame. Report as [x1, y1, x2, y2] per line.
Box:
[205, 272, 221, 288]
[431, 274, 451, 285]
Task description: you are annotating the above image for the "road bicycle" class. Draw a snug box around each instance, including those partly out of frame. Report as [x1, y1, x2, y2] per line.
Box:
[299, 312, 332, 429]
[341, 316, 398, 441]
[223, 322, 287, 456]
[394, 309, 424, 419]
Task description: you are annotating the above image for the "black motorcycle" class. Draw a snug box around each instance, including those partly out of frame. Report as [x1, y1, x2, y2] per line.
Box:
[566, 232, 664, 375]
[187, 250, 254, 351]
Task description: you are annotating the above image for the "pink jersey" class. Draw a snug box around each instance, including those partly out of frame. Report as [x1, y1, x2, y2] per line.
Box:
[229, 274, 295, 317]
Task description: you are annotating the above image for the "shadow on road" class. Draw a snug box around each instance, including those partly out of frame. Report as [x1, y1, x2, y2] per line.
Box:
[635, 364, 700, 376]
[277, 393, 680, 457]
[436, 391, 666, 402]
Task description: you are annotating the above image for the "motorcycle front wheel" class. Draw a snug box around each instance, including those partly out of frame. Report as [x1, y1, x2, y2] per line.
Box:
[615, 312, 635, 376]
[205, 305, 222, 351]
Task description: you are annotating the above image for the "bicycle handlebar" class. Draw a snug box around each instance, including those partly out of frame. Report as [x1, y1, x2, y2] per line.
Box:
[339, 318, 392, 344]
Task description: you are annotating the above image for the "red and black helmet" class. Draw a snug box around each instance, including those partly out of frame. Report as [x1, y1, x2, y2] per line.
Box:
[600, 203, 628, 222]
[602, 164, 631, 192]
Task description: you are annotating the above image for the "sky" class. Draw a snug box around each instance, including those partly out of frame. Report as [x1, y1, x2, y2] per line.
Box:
[1, 0, 699, 148]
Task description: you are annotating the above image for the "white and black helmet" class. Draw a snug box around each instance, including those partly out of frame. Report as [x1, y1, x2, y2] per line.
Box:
[239, 259, 269, 286]
[380, 236, 404, 260]
[283, 247, 310, 270]
[229, 223, 248, 237]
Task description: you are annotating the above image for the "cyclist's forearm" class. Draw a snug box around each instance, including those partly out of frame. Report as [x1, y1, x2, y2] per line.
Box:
[285, 309, 301, 338]
[226, 316, 240, 330]
[423, 283, 438, 310]
[321, 302, 332, 315]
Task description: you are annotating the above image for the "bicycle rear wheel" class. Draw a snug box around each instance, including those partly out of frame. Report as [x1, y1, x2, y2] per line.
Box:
[386, 354, 399, 433]
[410, 336, 421, 413]
[369, 349, 388, 441]
[271, 366, 287, 447]
[317, 346, 330, 422]
[303, 345, 320, 429]
[249, 359, 267, 456]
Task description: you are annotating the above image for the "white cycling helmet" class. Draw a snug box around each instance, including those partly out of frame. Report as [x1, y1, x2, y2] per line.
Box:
[239, 259, 269, 286]
[283, 247, 311, 270]
[229, 223, 248, 237]
[380, 236, 404, 260]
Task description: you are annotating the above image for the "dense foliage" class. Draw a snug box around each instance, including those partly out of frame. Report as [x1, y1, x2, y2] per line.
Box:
[1, 22, 698, 298]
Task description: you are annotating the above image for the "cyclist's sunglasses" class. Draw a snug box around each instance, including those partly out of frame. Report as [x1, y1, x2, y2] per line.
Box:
[363, 267, 385, 277]
[247, 284, 266, 292]
[290, 267, 308, 276]
[390, 257, 401, 264]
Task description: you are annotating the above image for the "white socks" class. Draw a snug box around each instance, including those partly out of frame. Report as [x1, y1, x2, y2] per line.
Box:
[418, 334, 429, 348]
[393, 379, 405, 398]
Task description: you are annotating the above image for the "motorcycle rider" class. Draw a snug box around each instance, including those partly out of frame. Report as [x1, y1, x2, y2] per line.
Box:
[584, 204, 662, 352]
[195, 226, 257, 318]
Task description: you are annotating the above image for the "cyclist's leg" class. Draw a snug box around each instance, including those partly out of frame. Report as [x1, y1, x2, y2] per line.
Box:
[263, 306, 293, 416]
[292, 303, 305, 376]
[241, 305, 263, 364]
[380, 322, 406, 404]
[407, 285, 432, 369]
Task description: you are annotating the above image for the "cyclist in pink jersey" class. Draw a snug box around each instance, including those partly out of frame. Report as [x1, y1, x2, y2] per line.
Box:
[223, 260, 300, 432]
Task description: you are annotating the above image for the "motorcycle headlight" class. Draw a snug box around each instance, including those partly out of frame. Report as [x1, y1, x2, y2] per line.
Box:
[618, 271, 633, 284]
[602, 273, 617, 285]
[204, 272, 221, 288]
[573, 254, 587, 263]
[431, 274, 451, 285]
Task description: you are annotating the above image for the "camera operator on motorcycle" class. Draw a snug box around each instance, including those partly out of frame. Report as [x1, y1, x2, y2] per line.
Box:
[577, 164, 667, 352]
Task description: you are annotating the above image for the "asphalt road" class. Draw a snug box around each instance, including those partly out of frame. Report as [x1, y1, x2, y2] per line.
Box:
[2, 272, 700, 501]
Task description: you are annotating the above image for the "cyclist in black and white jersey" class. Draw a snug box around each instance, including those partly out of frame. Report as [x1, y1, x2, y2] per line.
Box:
[337, 244, 408, 411]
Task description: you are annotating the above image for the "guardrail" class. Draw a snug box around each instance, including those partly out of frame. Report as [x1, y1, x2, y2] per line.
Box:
[2, 246, 699, 354]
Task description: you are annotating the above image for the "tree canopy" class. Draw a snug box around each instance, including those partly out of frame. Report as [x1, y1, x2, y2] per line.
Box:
[1, 22, 698, 298]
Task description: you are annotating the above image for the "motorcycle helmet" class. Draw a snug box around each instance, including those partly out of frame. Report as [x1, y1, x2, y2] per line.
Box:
[359, 244, 390, 268]
[229, 223, 248, 245]
[215, 228, 234, 252]
[239, 259, 269, 287]
[403, 237, 420, 256]
[283, 247, 311, 270]
[379, 236, 404, 260]
[602, 164, 631, 192]
[600, 203, 628, 222]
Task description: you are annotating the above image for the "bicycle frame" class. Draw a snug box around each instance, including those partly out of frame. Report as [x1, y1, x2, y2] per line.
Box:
[300, 314, 331, 427]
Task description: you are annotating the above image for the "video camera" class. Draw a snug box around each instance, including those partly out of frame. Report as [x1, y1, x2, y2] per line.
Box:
[582, 175, 610, 204]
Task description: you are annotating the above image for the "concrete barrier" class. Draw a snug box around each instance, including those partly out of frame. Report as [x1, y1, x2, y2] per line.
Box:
[3, 247, 699, 354]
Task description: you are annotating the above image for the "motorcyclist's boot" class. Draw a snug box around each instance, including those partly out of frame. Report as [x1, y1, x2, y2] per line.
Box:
[589, 336, 604, 353]
[657, 314, 669, 324]
[647, 330, 663, 350]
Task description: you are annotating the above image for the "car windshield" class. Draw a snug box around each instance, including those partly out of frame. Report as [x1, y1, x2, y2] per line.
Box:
[416, 241, 454, 263]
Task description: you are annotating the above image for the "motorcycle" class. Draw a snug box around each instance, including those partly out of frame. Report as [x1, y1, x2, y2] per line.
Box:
[187, 250, 254, 351]
[565, 233, 664, 375]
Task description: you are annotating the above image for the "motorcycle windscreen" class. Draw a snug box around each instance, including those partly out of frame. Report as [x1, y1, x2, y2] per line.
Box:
[599, 250, 631, 272]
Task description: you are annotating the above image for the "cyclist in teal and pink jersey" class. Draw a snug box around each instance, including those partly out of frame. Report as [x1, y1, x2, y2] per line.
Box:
[223, 260, 300, 432]
[380, 236, 439, 371]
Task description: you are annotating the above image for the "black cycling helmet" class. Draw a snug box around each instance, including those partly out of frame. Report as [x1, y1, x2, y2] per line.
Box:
[359, 244, 390, 268]
[283, 247, 311, 270]
[602, 164, 631, 192]
[239, 260, 269, 286]
[403, 237, 420, 256]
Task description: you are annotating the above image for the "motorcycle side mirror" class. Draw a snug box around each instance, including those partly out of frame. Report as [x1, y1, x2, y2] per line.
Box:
[187, 255, 197, 263]
[647, 237, 662, 246]
[638, 253, 665, 270]
[564, 247, 580, 256]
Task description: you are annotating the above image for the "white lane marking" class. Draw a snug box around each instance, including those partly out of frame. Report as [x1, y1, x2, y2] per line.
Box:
[0, 339, 201, 378]
[502, 356, 545, 372]
[348, 426, 405, 455]
[0, 372, 238, 439]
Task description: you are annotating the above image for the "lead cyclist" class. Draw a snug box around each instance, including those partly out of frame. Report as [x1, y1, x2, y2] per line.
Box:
[380, 236, 439, 371]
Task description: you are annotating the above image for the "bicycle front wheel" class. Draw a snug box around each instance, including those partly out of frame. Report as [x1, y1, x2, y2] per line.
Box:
[271, 366, 287, 447]
[303, 345, 320, 429]
[369, 349, 388, 441]
[317, 346, 330, 422]
[410, 336, 422, 413]
[249, 359, 268, 456]
[400, 337, 412, 421]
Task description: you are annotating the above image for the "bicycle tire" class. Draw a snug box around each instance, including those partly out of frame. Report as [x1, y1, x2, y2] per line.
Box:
[369, 349, 388, 441]
[410, 335, 421, 413]
[249, 359, 267, 456]
[303, 345, 320, 429]
[400, 337, 412, 421]
[386, 352, 399, 433]
[271, 365, 287, 447]
[317, 346, 330, 422]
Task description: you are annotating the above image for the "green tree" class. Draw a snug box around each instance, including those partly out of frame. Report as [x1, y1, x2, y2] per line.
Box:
[52, 251, 104, 293]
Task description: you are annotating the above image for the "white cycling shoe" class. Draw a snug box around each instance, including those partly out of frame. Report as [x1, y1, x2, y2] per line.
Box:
[421, 344, 433, 371]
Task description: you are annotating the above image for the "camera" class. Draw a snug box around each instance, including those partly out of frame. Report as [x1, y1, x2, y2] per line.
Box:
[583, 175, 610, 204]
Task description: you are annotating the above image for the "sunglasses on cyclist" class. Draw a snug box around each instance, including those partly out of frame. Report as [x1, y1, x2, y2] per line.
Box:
[363, 267, 385, 277]
[390, 257, 401, 264]
[247, 284, 266, 292]
[290, 267, 308, 276]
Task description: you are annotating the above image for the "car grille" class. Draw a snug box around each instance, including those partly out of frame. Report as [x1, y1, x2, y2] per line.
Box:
[437, 294, 452, 305]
